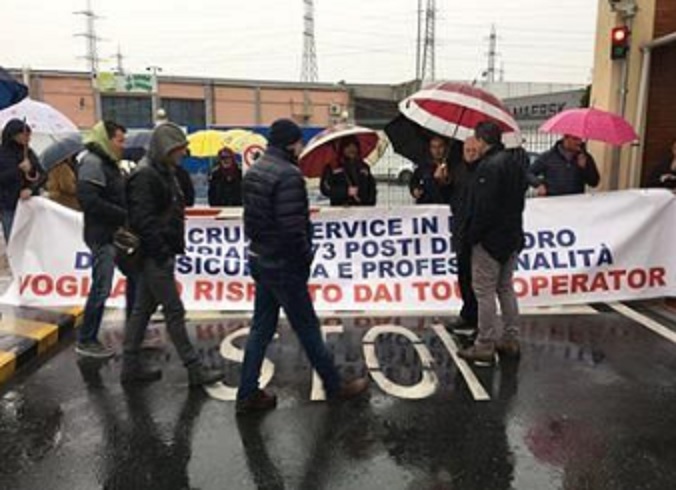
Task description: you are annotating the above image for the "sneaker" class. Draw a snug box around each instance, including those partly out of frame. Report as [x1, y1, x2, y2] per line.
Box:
[496, 338, 521, 360]
[236, 389, 278, 415]
[120, 364, 163, 385]
[458, 344, 496, 366]
[187, 365, 224, 387]
[75, 341, 115, 359]
[331, 377, 370, 401]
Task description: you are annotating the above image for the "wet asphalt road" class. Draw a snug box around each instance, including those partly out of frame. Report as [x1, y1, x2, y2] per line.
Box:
[2, 305, 676, 490]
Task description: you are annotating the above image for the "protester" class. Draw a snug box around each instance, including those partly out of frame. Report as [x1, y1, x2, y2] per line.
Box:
[122, 122, 222, 386]
[208, 147, 242, 207]
[46, 156, 80, 211]
[458, 121, 527, 364]
[237, 118, 368, 414]
[647, 140, 676, 189]
[0, 119, 44, 242]
[445, 137, 481, 336]
[528, 135, 600, 197]
[409, 136, 457, 205]
[320, 136, 376, 206]
[76, 121, 132, 358]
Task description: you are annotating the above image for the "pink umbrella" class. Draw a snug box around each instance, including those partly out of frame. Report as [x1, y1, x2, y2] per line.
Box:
[540, 108, 638, 146]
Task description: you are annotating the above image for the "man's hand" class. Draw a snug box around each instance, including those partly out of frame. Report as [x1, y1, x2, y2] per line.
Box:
[434, 164, 449, 183]
[412, 188, 423, 200]
[660, 174, 676, 183]
[536, 185, 548, 197]
[348, 186, 359, 198]
[20, 189, 32, 201]
[576, 153, 588, 169]
[18, 159, 32, 173]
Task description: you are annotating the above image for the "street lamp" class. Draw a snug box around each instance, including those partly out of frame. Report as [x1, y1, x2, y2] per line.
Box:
[146, 65, 163, 125]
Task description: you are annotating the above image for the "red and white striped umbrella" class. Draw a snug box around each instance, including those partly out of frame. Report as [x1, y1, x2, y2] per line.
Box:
[399, 82, 522, 148]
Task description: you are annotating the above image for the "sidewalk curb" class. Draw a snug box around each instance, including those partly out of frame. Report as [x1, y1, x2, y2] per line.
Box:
[0, 307, 83, 387]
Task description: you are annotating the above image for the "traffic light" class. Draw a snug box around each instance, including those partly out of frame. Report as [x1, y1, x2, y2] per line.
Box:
[611, 26, 630, 60]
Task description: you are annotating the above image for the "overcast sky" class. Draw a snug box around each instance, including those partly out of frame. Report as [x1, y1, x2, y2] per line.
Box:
[1, 0, 597, 84]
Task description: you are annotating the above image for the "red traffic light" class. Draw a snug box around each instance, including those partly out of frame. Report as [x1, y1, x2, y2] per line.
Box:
[612, 27, 629, 43]
[610, 26, 630, 60]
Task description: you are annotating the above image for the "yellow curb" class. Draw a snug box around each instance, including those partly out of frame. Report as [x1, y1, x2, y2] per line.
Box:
[0, 318, 59, 355]
[0, 351, 16, 385]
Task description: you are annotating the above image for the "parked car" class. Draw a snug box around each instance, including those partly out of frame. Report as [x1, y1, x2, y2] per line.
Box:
[396, 161, 415, 185]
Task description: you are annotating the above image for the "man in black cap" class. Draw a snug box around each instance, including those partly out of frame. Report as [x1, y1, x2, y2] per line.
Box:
[236, 118, 368, 415]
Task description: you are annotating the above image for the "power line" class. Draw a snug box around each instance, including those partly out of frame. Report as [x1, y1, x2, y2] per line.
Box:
[486, 24, 499, 83]
[421, 0, 436, 81]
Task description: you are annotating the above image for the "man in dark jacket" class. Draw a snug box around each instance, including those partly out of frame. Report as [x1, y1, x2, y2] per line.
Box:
[459, 121, 527, 365]
[528, 135, 600, 197]
[409, 136, 458, 205]
[320, 136, 376, 207]
[446, 137, 481, 336]
[122, 123, 222, 386]
[237, 119, 368, 415]
[208, 147, 242, 207]
[76, 120, 128, 358]
[0, 119, 44, 242]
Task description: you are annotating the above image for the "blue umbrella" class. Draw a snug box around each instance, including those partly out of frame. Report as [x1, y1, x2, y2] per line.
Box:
[0, 66, 28, 110]
[39, 133, 84, 172]
[125, 129, 153, 150]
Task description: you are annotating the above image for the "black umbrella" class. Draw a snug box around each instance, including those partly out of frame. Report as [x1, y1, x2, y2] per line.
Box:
[39, 133, 83, 172]
[0, 67, 28, 110]
[384, 115, 431, 165]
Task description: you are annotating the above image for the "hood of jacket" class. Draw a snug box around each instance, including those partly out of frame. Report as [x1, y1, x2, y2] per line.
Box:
[147, 123, 188, 165]
[85, 121, 120, 162]
[1, 118, 30, 148]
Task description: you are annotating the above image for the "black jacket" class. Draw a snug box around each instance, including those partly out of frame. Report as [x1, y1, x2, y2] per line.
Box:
[0, 120, 44, 211]
[448, 159, 479, 248]
[647, 157, 676, 189]
[409, 164, 451, 205]
[243, 146, 312, 264]
[128, 161, 185, 262]
[320, 160, 376, 206]
[175, 165, 195, 207]
[528, 141, 600, 196]
[208, 165, 242, 207]
[465, 145, 527, 263]
[76, 143, 127, 247]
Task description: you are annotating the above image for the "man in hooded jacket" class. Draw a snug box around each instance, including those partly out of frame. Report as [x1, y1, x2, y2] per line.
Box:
[122, 122, 223, 387]
[76, 120, 129, 358]
[0, 119, 44, 242]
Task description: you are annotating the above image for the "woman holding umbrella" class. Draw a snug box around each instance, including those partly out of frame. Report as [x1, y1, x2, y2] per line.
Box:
[319, 136, 377, 207]
[42, 134, 83, 211]
[0, 119, 44, 241]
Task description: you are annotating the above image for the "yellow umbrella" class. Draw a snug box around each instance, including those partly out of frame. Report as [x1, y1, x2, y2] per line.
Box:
[221, 129, 267, 153]
[187, 130, 228, 157]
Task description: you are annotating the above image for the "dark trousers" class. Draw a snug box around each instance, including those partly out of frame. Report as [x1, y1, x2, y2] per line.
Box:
[123, 258, 199, 367]
[457, 242, 478, 326]
[237, 256, 341, 401]
[79, 244, 116, 343]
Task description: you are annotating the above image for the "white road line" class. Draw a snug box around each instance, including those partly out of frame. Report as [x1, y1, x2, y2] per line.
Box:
[431, 324, 491, 402]
[608, 302, 676, 345]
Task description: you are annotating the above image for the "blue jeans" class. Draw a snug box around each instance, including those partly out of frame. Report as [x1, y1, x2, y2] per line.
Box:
[1, 209, 15, 245]
[79, 244, 117, 344]
[237, 256, 341, 401]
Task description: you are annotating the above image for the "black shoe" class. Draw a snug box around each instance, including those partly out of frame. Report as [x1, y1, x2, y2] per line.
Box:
[330, 377, 370, 401]
[187, 365, 224, 387]
[120, 364, 163, 384]
[236, 389, 278, 415]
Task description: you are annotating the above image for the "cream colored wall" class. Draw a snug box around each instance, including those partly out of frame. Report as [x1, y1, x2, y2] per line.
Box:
[589, 0, 656, 190]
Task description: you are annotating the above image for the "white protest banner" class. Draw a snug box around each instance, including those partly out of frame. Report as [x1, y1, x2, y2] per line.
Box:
[2, 190, 676, 311]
